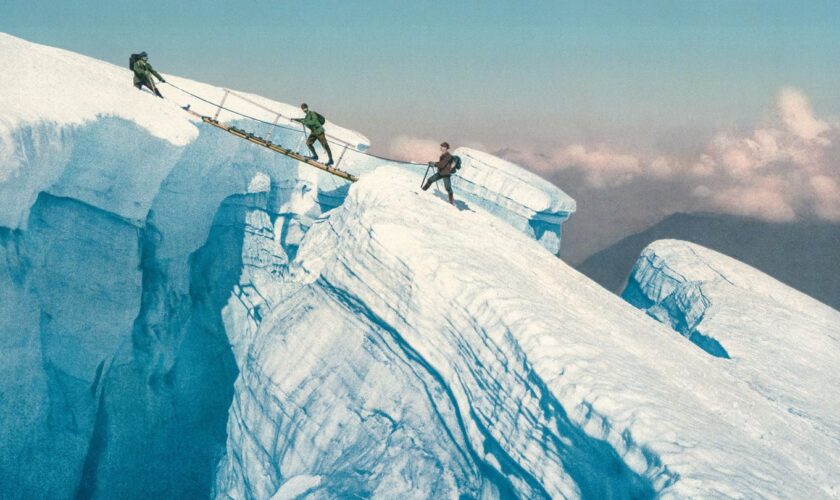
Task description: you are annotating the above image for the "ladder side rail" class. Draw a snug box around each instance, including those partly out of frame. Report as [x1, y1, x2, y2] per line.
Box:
[227, 89, 357, 150]
[213, 90, 229, 121]
[265, 114, 281, 142]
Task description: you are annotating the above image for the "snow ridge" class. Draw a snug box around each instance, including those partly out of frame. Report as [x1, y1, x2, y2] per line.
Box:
[622, 247, 728, 358]
[214, 170, 840, 498]
[624, 239, 840, 484]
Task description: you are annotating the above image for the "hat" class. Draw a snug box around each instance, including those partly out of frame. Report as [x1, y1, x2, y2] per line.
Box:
[139, 51, 148, 57]
[440, 142, 450, 149]
[301, 103, 308, 109]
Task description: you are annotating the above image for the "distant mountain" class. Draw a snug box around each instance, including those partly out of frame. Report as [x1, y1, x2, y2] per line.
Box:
[578, 212, 840, 310]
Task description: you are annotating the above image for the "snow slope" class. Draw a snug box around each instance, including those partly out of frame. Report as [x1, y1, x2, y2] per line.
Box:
[624, 239, 840, 446]
[212, 168, 840, 498]
[0, 32, 574, 252]
[0, 32, 364, 229]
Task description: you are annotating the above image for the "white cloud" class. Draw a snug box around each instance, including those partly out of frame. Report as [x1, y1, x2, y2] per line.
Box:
[549, 145, 642, 188]
[497, 87, 840, 223]
[710, 177, 796, 222]
[386, 136, 441, 163]
[777, 87, 830, 141]
[692, 185, 713, 198]
[496, 149, 555, 174]
[648, 157, 673, 179]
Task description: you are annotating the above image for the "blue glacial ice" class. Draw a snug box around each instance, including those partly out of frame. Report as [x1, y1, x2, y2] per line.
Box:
[623, 239, 840, 456]
[211, 170, 840, 498]
[1, 32, 839, 499]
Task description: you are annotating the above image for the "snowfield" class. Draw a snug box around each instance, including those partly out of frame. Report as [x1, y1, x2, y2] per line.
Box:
[0, 32, 838, 499]
[624, 240, 840, 449]
[213, 169, 840, 498]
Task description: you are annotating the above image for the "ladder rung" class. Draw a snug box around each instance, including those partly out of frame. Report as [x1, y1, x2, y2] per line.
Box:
[200, 116, 357, 182]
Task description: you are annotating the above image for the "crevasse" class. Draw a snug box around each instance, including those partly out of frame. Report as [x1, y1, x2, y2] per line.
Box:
[0, 32, 579, 499]
[2, 32, 840, 500]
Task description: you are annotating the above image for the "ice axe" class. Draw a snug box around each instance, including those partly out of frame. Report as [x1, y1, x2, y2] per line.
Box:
[421, 162, 432, 189]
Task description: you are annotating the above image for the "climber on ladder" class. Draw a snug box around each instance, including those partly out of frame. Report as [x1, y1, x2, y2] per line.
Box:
[130, 51, 165, 98]
[293, 103, 334, 166]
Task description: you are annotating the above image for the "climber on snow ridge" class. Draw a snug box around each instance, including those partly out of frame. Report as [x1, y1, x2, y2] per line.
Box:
[130, 51, 165, 98]
[422, 142, 457, 206]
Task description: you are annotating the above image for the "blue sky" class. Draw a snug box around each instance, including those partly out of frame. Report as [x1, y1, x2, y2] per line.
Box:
[2, 0, 838, 152]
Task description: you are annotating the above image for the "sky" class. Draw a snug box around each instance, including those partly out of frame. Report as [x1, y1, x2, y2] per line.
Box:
[2, 0, 839, 261]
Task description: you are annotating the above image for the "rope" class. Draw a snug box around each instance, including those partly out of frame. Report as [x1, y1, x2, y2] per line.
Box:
[163, 81, 302, 134]
[162, 81, 427, 167]
[159, 82, 546, 217]
[160, 82, 554, 219]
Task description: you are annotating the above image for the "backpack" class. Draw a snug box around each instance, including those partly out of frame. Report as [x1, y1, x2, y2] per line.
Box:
[129, 53, 142, 71]
[450, 155, 462, 173]
[315, 112, 326, 125]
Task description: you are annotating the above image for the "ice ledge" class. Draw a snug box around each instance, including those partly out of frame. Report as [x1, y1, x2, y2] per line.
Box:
[621, 241, 729, 358]
[625, 239, 838, 320]
[0, 33, 198, 148]
[620, 239, 818, 358]
[456, 147, 576, 215]
[447, 148, 575, 254]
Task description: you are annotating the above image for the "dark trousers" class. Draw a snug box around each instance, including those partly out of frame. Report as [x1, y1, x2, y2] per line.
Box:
[135, 79, 162, 98]
[306, 132, 333, 160]
[422, 173, 452, 193]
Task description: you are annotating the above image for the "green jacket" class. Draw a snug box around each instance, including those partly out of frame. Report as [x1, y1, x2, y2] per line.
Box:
[133, 59, 163, 86]
[296, 110, 325, 135]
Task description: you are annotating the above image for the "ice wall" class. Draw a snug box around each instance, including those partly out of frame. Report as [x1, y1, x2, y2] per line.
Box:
[454, 148, 575, 253]
[213, 169, 840, 498]
[623, 239, 840, 458]
[0, 32, 576, 499]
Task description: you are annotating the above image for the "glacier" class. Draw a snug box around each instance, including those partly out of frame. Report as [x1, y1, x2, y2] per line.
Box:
[211, 169, 840, 498]
[1, 31, 839, 499]
[623, 240, 840, 445]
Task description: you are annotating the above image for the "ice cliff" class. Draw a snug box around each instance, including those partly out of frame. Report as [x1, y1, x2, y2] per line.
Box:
[210, 169, 840, 498]
[623, 239, 840, 446]
[1, 32, 839, 499]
